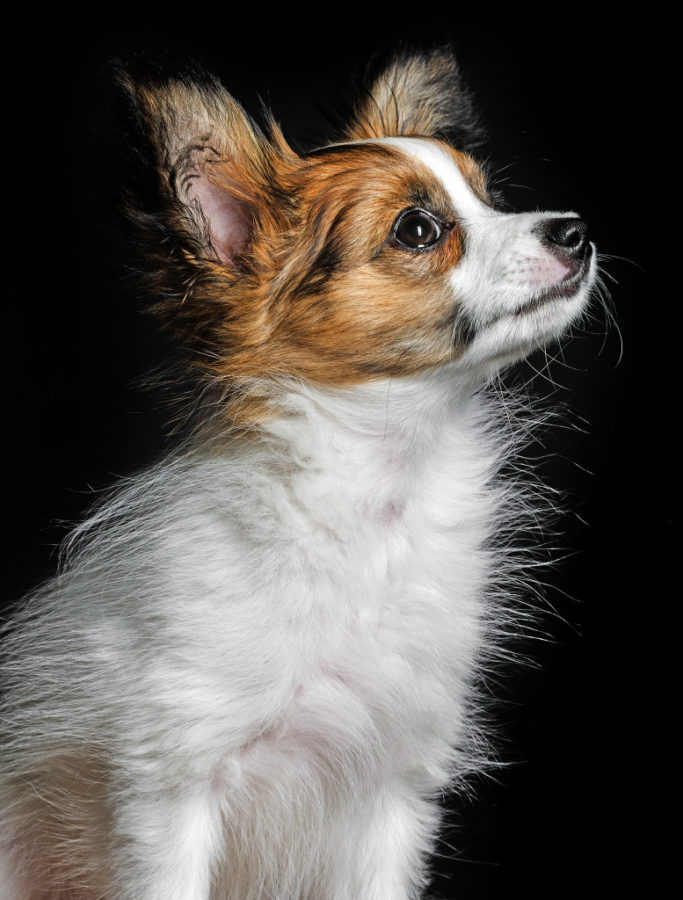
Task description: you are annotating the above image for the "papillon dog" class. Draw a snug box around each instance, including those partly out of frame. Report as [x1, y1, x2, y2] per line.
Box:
[0, 48, 596, 899]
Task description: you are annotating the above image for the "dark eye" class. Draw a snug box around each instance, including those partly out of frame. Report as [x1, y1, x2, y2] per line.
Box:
[393, 209, 442, 250]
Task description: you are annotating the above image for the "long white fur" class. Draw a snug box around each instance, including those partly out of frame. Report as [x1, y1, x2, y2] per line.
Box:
[0, 128, 594, 898]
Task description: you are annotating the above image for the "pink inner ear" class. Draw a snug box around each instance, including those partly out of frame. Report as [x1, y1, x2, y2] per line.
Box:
[188, 175, 253, 267]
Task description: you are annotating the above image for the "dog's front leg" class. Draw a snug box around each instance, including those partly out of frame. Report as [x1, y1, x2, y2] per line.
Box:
[336, 784, 437, 900]
[109, 784, 221, 900]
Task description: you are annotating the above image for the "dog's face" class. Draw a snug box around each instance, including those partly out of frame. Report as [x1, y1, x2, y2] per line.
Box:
[125, 50, 595, 421]
[291, 136, 594, 378]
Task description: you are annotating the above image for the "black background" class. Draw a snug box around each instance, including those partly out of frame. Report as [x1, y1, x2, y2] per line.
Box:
[4, 11, 672, 899]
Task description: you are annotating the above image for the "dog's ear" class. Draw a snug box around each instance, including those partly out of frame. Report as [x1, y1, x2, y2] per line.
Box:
[342, 47, 485, 151]
[119, 63, 289, 271]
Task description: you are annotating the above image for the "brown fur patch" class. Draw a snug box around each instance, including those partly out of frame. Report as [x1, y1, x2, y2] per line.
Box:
[4, 753, 112, 899]
[451, 146, 491, 205]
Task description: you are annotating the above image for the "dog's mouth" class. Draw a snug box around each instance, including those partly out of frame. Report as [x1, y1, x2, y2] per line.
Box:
[513, 248, 593, 317]
[453, 243, 595, 350]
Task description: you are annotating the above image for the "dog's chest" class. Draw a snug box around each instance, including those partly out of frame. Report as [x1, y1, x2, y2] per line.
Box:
[155, 414, 497, 782]
[254, 485, 490, 783]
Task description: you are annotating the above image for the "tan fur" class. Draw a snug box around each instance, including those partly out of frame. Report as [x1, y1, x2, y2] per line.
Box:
[3, 754, 111, 899]
[450, 147, 490, 204]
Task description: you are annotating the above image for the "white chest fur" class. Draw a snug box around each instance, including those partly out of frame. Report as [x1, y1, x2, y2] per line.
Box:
[0, 372, 520, 899]
[81, 374, 503, 775]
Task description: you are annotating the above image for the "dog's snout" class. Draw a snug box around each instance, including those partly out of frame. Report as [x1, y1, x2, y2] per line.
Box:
[537, 216, 589, 262]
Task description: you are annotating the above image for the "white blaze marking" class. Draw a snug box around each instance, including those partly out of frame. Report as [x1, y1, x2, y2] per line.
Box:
[371, 137, 492, 220]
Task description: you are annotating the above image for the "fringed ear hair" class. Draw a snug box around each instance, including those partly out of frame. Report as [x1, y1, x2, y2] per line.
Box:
[119, 62, 291, 273]
[342, 47, 486, 152]
[112, 61, 301, 426]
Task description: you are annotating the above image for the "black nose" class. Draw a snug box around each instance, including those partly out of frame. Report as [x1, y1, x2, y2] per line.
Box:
[538, 216, 589, 262]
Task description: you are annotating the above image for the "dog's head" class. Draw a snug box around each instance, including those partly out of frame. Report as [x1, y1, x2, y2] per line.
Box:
[122, 49, 595, 423]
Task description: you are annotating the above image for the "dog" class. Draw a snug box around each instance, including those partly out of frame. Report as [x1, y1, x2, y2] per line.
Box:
[0, 48, 596, 899]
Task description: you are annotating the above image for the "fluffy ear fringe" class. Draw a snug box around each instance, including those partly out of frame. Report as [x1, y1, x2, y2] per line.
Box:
[107, 60, 302, 429]
[341, 46, 486, 151]
[117, 61, 292, 271]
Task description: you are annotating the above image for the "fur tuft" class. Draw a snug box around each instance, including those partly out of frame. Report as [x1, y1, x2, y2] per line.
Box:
[341, 45, 486, 151]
